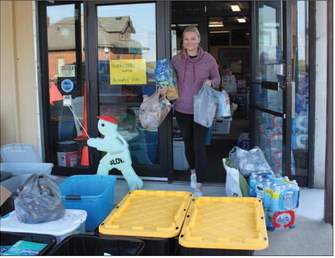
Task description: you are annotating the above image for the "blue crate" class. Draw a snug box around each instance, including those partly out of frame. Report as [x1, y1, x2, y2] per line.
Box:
[59, 175, 117, 232]
[144, 133, 158, 163]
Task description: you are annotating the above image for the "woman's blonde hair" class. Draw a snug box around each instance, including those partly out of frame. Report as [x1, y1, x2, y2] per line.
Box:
[177, 26, 201, 59]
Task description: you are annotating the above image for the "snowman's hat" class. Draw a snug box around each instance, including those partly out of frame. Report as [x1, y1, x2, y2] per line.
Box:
[97, 116, 118, 124]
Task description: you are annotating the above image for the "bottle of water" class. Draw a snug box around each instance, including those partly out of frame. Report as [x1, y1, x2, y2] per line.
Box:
[281, 180, 300, 210]
[263, 180, 273, 210]
[271, 184, 281, 212]
[255, 176, 265, 200]
[249, 173, 257, 197]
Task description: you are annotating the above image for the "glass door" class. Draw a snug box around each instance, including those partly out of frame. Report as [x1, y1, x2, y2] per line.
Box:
[251, 1, 294, 177]
[39, 2, 92, 175]
[289, 1, 310, 186]
[86, 2, 170, 179]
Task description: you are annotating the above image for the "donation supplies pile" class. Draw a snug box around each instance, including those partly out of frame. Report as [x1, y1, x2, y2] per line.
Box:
[223, 146, 300, 231]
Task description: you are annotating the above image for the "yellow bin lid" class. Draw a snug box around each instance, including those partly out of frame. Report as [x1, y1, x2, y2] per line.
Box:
[99, 190, 193, 238]
[179, 197, 269, 250]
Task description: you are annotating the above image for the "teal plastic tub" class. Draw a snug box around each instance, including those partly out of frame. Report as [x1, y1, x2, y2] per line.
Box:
[59, 175, 117, 232]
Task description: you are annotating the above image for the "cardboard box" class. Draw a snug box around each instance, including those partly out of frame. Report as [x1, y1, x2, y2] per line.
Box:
[0, 186, 11, 206]
[0, 185, 13, 216]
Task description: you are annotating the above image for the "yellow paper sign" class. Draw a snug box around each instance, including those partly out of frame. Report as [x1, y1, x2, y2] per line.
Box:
[110, 59, 147, 85]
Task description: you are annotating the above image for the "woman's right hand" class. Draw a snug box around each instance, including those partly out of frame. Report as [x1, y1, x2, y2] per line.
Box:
[160, 87, 169, 95]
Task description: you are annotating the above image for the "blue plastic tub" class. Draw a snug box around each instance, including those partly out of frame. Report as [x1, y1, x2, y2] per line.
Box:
[59, 175, 117, 232]
[146, 143, 158, 164]
[144, 133, 158, 163]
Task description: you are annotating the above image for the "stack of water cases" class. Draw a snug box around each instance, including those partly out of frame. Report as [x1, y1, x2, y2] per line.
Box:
[249, 172, 300, 231]
[258, 114, 296, 175]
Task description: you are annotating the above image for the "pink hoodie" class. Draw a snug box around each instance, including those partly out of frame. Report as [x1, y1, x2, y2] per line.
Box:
[171, 47, 220, 114]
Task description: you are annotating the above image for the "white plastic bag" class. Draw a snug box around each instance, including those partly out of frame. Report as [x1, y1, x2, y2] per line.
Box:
[193, 84, 218, 128]
[139, 89, 172, 130]
[223, 158, 242, 197]
[221, 75, 237, 97]
[212, 89, 231, 118]
[229, 146, 272, 176]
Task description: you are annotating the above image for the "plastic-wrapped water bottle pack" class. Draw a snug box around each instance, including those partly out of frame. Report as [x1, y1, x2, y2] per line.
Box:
[249, 172, 300, 231]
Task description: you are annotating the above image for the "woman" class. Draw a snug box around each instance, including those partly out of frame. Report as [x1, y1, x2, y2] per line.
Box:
[171, 26, 220, 197]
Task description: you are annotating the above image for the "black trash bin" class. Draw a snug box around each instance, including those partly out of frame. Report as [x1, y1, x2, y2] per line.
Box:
[48, 234, 145, 256]
[0, 231, 56, 255]
[0, 171, 13, 182]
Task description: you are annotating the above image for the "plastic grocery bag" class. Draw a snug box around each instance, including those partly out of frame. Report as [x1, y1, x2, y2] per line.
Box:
[229, 146, 272, 177]
[14, 174, 65, 223]
[211, 89, 231, 118]
[223, 158, 249, 197]
[193, 84, 218, 128]
[153, 58, 179, 101]
[221, 75, 237, 97]
[139, 89, 172, 130]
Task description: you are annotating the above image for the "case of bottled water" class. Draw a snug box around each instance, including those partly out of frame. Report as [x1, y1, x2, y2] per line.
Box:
[249, 172, 300, 231]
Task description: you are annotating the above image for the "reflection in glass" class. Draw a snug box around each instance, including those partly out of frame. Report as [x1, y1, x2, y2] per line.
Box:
[255, 111, 295, 176]
[291, 1, 309, 176]
[97, 3, 158, 165]
[255, 2, 283, 113]
[47, 4, 86, 167]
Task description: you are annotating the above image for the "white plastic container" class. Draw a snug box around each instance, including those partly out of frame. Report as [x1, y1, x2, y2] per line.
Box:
[173, 141, 189, 170]
[212, 117, 232, 135]
[0, 163, 53, 176]
[0, 209, 87, 244]
[1, 144, 42, 163]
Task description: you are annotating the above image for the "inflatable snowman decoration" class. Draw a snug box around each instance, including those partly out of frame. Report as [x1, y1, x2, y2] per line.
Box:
[87, 116, 143, 191]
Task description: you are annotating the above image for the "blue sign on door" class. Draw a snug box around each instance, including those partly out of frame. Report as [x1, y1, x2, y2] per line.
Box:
[61, 79, 74, 93]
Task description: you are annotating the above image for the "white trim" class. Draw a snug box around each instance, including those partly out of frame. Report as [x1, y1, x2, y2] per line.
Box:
[32, 1, 44, 161]
[314, 1, 327, 188]
[114, 175, 168, 182]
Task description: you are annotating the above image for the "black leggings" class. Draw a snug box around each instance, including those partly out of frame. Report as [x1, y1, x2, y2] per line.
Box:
[175, 111, 209, 183]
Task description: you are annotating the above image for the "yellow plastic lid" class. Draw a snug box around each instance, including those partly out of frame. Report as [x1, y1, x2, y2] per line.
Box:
[99, 190, 193, 238]
[179, 197, 269, 250]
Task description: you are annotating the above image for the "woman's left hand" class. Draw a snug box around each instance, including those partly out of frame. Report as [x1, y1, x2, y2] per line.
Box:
[204, 80, 212, 87]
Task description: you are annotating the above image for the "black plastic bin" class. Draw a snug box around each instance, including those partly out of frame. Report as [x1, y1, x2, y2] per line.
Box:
[0, 171, 13, 182]
[96, 190, 193, 256]
[94, 228, 178, 256]
[178, 246, 255, 256]
[131, 236, 178, 256]
[0, 231, 56, 255]
[0, 195, 15, 216]
[48, 234, 145, 256]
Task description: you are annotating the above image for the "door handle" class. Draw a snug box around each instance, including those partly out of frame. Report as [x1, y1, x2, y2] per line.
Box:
[291, 81, 295, 118]
[278, 84, 286, 90]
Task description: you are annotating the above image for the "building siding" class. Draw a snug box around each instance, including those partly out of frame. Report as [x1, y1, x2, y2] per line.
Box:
[0, 1, 39, 156]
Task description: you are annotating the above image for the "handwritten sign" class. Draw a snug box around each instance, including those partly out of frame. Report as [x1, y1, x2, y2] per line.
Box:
[110, 59, 147, 85]
[59, 65, 75, 77]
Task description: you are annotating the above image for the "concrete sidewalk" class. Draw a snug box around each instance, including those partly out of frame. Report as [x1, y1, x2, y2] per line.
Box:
[114, 179, 333, 256]
[256, 188, 333, 256]
[255, 216, 332, 255]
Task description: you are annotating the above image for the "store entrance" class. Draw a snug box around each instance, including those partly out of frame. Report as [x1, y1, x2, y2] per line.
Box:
[171, 2, 251, 183]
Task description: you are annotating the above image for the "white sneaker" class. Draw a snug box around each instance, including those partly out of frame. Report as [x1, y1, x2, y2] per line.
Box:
[190, 174, 197, 189]
[193, 188, 203, 197]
